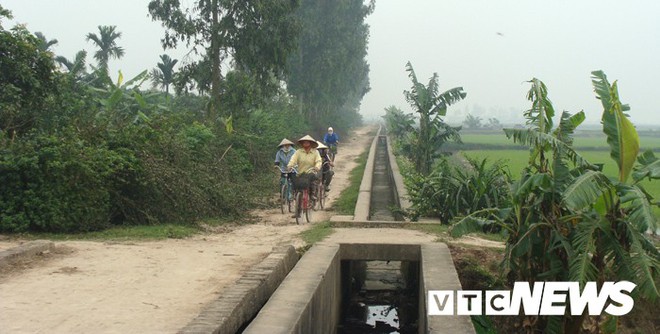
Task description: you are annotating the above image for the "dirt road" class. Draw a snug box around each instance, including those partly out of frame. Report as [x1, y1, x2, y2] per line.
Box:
[0, 126, 375, 334]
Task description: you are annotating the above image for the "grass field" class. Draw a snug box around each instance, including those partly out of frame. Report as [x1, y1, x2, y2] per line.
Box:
[459, 132, 660, 151]
[461, 149, 660, 218]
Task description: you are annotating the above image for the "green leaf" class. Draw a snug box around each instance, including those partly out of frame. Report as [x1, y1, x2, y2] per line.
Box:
[122, 70, 148, 88]
[525, 78, 555, 133]
[569, 220, 599, 285]
[632, 150, 660, 181]
[504, 128, 592, 168]
[627, 229, 660, 299]
[450, 209, 503, 237]
[513, 172, 552, 199]
[618, 184, 657, 233]
[563, 170, 612, 212]
[592, 71, 640, 183]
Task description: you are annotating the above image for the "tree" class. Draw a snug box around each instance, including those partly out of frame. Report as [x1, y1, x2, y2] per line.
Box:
[0, 4, 12, 29]
[486, 117, 502, 130]
[85, 25, 125, 75]
[56, 50, 89, 80]
[382, 105, 414, 141]
[403, 62, 466, 175]
[0, 24, 59, 134]
[34, 32, 58, 52]
[150, 54, 178, 96]
[148, 0, 300, 122]
[286, 0, 373, 130]
[452, 75, 659, 333]
[463, 113, 482, 129]
[564, 70, 658, 303]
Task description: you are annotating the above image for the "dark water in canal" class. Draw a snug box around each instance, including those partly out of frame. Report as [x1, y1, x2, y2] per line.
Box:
[339, 260, 419, 334]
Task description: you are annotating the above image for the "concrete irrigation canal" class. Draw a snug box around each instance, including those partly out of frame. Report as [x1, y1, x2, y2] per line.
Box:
[179, 127, 475, 334]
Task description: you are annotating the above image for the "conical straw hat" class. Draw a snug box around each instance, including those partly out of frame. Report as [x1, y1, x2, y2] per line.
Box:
[297, 135, 318, 148]
[316, 141, 328, 149]
[277, 138, 294, 147]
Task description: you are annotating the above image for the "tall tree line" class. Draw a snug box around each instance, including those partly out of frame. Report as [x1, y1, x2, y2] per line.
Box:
[148, 0, 300, 122]
[286, 0, 374, 131]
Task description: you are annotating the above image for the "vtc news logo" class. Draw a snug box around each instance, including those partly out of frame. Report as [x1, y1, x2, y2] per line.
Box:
[428, 281, 636, 316]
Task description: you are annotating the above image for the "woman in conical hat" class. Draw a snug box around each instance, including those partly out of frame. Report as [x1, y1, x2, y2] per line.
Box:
[287, 135, 322, 211]
[274, 138, 296, 172]
[296, 134, 319, 149]
[278, 138, 295, 147]
[316, 141, 334, 192]
[288, 135, 321, 173]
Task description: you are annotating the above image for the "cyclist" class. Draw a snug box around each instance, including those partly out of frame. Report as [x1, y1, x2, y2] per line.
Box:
[323, 127, 339, 159]
[274, 138, 296, 200]
[316, 141, 334, 192]
[287, 135, 322, 212]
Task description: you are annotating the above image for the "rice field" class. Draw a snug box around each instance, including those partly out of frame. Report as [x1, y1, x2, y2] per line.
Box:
[458, 132, 660, 151]
[459, 132, 660, 218]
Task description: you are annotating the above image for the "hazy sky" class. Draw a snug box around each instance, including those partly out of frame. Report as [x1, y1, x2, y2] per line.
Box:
[4, 0, 660, 125]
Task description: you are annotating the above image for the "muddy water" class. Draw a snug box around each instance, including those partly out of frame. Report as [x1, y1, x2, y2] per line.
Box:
[339, 260, 419, 333]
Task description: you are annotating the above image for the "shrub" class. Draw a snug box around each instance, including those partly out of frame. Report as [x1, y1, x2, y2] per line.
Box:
[0, 131, 133, 232]
[407, 157, 511, 223]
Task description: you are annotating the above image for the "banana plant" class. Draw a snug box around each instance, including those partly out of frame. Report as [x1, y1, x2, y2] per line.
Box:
[450, 78, 596, 333]
[90, 70, 168, 126]
[562, 71, 658, 297]
[451, 73, 658, 333]
[403, 62, 466, 175]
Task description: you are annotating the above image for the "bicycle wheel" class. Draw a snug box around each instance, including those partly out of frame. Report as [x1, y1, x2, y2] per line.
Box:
[287, 184, 294, 213]
[304, 190, 312, 223]
[330, 145, 337, 162]
[319, 184, 325, 209]
[295, 191, 303, 225]
[280, 183, 287, 214]
[312, 184, 319, 211]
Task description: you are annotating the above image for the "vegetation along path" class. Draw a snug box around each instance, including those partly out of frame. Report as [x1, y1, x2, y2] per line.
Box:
[0, 126, 375, 333]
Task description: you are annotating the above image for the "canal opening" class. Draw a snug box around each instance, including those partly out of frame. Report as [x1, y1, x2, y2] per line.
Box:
[370, 133, 403, 221]
[339, 260, 419, 333]
[243, 243, 474, 333]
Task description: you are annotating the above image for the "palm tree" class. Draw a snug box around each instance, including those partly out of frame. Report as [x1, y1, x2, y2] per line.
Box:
[55, 50, 88, 80]
[34, 32, 58, 52]
[403, 62, 466, 175]
[150, 54, 178, 95]
[86, 25, 124, 73]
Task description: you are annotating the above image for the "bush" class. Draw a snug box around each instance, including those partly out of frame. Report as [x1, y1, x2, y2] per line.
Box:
[0, 131, 133, 232]
[406, 156, 511, 223]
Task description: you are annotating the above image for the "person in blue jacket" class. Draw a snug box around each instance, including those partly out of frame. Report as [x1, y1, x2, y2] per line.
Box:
[323, 127, 339, 160]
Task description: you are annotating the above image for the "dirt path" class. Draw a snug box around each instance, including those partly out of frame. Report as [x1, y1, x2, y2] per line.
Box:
[0, 126, 375, 334]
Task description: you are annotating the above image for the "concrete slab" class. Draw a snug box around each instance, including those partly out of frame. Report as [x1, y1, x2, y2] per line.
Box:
[178, 245, 298, 334]
[329, 215, 354, 222]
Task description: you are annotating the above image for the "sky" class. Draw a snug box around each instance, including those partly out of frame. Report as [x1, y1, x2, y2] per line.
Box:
[4, 0, 660, 125]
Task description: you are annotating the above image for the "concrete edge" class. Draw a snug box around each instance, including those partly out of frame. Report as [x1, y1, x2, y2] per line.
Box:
[243, 243, 341, 334]
[328, 220, 442, 228]
[0, 240, 55, 268]
[178, 245, 299, 334]
[385, 133, 412, 211]
[422, 243, 476, 333]
[354, 125, 382, 220]
[245, 242, 475, 333]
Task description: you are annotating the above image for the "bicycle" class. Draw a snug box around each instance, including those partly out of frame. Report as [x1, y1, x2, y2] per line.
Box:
[327, 143, 338, 162]
[277, 167, 296, 214]
[314, 161, 332, 210]
[292, 168, 317, 224]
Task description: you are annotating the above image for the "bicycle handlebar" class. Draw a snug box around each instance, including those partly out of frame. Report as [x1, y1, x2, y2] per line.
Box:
[276, 165, 298, 173]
